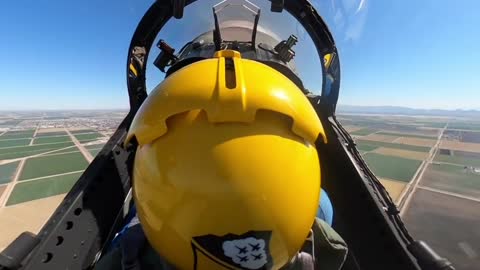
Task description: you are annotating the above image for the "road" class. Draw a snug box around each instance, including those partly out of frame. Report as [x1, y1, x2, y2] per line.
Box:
[65, 128, 93, 162]
[398, 123, 448, 216]
[417, 185, 480, 203]
[14, 170, 85, 184]
[0, 159, 26, 207]
[29, 125, 39, 146]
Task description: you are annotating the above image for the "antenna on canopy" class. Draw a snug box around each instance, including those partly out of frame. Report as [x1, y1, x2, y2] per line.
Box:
[271, 0, 284, 12]
[171, 0, 185, 19]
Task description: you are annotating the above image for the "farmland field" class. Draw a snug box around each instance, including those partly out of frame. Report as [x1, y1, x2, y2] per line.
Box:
[434, 153, 480, 167]
[440, 141, 480, 153]
[414, 122, 446, 128]
[393, 137, 436, 147]
[0, 185, 5, 197]
[356, 139, 431, 152]
[350, 128, 377, 136]
[41, 148, 80, 156]
[0, 195, 65, 250]
[0, 138, 31, 148]
[447, 122, 480, 131]
[74, 132, 103, 142]
[2, 130, 34, 135]
[19, 152, 88, 180]
[379, 178, 407, 202]
[363, 153, 422, 182]
[453, 150, 480, 159]
[373, 147, 428, 161]
[7, 172, 83, 205]
[2, 130, 35, 137]
[34, 145, 79, 156]
[343, 126, 363, 133]
[88, 149, 101, 156]
[377, 131, 437, 139]
[420, 163, 480, 198]
[362, 134, 399, 143]
[0, 133, 33, 140]
[32, 135, 71, 144]
[85, 143, 105, 150]
[0, 142, 75, 160]
[461, 131, 480, 143]
[70, 129, 96, 134]
[403, 189, 480, 270]
[355, 142, 379, 152]
[0, 161, 20, 184]
[35, 131, 67, 137]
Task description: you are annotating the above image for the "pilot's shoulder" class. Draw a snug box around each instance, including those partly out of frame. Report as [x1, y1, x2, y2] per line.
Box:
[312, 218, 348, 270]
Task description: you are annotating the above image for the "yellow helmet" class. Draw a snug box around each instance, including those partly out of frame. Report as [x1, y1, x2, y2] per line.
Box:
[125, 50, 327, 269]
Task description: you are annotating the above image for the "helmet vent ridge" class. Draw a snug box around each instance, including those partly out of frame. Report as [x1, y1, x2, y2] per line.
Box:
[225, 57, 236, 89]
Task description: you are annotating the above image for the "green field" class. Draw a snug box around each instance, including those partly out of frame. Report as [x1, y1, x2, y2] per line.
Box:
[363, 153, 422, 182]
[88, 149, 102, 156]
[350, 128, 377, 136]
[356, 143, 379, 152]
[0, 133, 32, 140]
[6, 172, 83, 206]
[35, 131, 67, 137]
[356, 139, 431, 152]
[0, 161, 20, 184]
[85, 143, 105, 150]
[377, 131, 436, 139]
[19, 152, 88, 180]
[434, 153, 480, 168]
[70, 129, 96, 134]
[3, 130, 35, 136]
[32, 136, 71, 144]
[42, 151, 80, 158]
[0, 138, 31, 148]
[0, 142, 74, 160]
[74, 132, 103, 141]
[80, 139, 100, 144]
[43, 146, 79, 155]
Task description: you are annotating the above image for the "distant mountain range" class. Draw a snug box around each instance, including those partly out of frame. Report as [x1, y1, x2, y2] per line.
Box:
[337, 105, 480, 117]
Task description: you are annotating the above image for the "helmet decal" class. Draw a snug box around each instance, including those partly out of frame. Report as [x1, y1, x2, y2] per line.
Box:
[222, 237, 267, 269]
[192, 231, 273, 270]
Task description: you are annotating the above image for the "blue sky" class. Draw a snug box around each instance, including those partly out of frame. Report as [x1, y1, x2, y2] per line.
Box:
[0, 0, 479, 110]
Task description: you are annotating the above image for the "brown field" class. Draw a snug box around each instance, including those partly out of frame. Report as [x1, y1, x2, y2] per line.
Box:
[36, 128, 65, 133]
[0, 185, 5, 198]
[0, 194, 65, 250]
[379, 178, 407, 203]
[68, 127, 92, 131]
[418, 127, 441, 132]
[343, 126, 363, 133]
[403, 189, 480, 270]
[394, 137, 437, 147]
[362, 134, 399, 143]
[440, 141, 480, 153]
[420, 164, 480, 199]
[373, 147, 428, 161]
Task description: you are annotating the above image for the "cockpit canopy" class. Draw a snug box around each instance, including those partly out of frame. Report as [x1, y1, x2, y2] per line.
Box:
[147, 0, 332, 97]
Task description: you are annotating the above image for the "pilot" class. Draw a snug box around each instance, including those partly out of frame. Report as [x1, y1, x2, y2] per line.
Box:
[94, 50, 347, 270]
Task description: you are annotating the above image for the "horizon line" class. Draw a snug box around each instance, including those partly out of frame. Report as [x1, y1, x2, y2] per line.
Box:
[0, 104, 479, 112]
